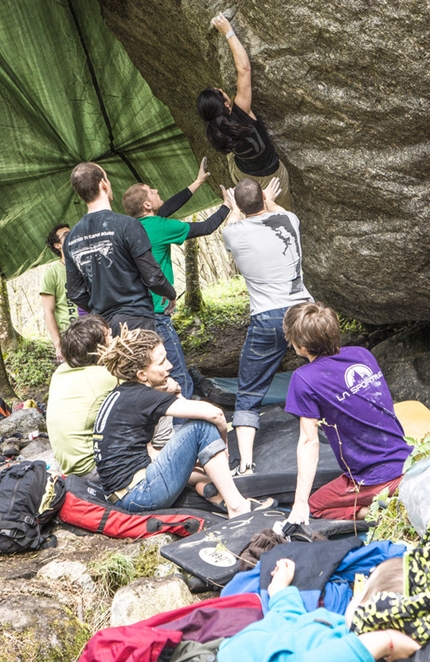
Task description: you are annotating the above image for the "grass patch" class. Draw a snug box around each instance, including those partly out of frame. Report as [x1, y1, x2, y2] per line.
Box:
[87, 542, 168, 598]
[5, 338, 56, 397]
[338, 315, 365, 334]
[134, 543, 164, 577]
[366, 434, 430, 544]
[173, 276, 249, 352]
[88, 552, 137, 596]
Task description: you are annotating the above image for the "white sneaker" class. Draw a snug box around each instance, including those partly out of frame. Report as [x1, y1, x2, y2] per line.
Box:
[231, 463, 256, 477]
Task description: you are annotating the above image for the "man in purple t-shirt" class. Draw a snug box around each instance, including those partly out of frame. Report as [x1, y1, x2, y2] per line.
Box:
[283, 302, 411, 521]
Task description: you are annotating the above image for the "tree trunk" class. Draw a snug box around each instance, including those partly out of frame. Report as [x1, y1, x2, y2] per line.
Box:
[184, 216, 204, 314]
[0, 349, 17, 400]
[0, 273, 20, 351]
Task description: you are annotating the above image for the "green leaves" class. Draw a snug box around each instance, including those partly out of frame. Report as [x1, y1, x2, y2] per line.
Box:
[5, 338, 56, 396]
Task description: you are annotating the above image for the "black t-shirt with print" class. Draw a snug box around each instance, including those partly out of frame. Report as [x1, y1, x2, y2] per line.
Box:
[231, 103, 279, 176]
[64, 210, 154, 321]
[93, 382, 177, 495]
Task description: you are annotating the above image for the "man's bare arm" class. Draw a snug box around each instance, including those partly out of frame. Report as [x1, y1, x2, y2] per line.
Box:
[40, 294, 63, 362]
[165, 398, 228, 443]
[287, 417, 320, 525]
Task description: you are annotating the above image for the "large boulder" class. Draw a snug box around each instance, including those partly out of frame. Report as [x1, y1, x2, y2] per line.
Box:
[372, 322, 430, 408]
[99, 0, 429, 324]
[110, 575, 193, 627]
[0, 408, 46, 439]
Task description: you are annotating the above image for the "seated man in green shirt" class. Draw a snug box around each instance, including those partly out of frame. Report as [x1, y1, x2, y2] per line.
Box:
[122, 158, 231, 398]
[40, 224, 78, 363]
[47, 315, 116, 480]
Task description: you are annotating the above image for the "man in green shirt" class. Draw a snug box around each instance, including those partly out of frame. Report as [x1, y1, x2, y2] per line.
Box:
[40, 224, 78, 362]
[122, 159, 231, 398]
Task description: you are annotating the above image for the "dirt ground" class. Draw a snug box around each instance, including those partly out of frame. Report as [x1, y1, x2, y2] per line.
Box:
[183, 322, 247, 377]
[182, 319, 308, 379]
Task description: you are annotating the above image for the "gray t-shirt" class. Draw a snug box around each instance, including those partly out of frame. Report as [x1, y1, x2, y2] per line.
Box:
[223, 210, 313, 315]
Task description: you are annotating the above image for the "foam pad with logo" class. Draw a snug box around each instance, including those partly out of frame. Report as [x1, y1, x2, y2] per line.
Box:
[394, 400, 430, 442]
[161, 510, 369, 588]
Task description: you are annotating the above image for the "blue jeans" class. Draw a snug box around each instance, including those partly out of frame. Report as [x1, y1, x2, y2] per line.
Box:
[156, 314, 193, 399]
[116, 420, 225, 513]
[232, 307, 289, 430]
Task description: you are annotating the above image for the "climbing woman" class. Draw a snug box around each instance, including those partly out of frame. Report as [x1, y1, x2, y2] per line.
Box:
[197, 13, 291, 210]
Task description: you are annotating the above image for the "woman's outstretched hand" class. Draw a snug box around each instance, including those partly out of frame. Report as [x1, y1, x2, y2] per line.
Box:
[211, 13, 233, 36]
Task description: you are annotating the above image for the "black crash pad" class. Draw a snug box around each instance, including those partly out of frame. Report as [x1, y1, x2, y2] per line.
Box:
[172, 404, 341, 511]
[161, 509, 369, 588]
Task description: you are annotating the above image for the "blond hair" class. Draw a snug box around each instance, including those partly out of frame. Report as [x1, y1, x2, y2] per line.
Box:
[97, 324, 161, 382]
[283, 302, 341, 357]
[360, 557, 404, 603]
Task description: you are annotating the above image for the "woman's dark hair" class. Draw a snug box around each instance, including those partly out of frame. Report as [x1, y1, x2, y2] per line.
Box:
[196, 88, 253, 153]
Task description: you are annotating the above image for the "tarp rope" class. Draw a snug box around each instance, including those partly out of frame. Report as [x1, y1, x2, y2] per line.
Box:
[66, 0, 142, 181]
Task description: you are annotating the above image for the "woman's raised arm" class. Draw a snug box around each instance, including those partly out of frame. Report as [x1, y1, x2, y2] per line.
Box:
[211, 13, 255, 117]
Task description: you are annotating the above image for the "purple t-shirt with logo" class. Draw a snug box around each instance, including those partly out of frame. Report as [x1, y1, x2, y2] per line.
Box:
[285, 346, 411, 485]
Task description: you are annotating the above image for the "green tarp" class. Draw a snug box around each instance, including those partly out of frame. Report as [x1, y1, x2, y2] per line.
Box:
[0, 0, 218, 279]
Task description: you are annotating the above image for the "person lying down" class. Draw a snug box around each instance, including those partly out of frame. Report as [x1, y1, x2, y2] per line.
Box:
[217, 555, 423, 662]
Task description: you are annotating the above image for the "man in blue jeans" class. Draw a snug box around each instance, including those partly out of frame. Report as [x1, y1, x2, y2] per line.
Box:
[223, 178, 313, 475]
[94, 325, 274, 516]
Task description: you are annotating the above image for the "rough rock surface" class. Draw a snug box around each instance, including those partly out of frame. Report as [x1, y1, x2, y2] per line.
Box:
[0, 525, 191, 661]
[0, 408, 46, 439]
[19, 436, 63, 472]
[372, 322, 430, 408]
[110, 575, 194, 627]
[0, 591, 89, 661]
[99, 0, 429, 324]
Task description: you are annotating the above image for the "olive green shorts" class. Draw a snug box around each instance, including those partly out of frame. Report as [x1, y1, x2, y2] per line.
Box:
[227, 153, 292, 211]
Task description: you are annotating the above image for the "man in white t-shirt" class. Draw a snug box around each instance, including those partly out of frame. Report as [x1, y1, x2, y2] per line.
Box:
[223, 178, 313, 475]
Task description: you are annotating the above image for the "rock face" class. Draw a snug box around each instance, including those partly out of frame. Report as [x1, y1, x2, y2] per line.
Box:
[372, 323, 430, 408]
[0, 408, 46, 439]
[0, 525, 190, 660]
[99, 0, 429, 324]
[110, 575, 193, 627]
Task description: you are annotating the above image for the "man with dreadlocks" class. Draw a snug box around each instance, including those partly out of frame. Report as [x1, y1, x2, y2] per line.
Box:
[94, 326, 276, 517]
